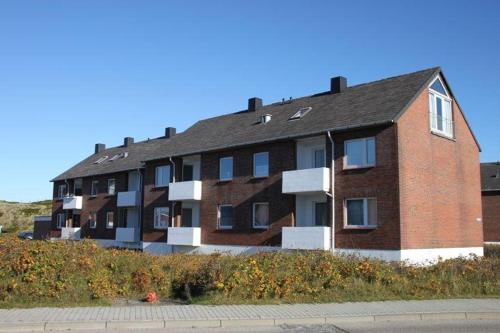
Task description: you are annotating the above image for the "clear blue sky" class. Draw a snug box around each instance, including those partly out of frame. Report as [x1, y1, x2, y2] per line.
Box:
[1, 0, 499, 202]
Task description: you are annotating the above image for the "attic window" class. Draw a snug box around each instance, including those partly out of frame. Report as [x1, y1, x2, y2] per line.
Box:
[93, 156, 109, 164]
[289, 107, 312, 120]
[109, 152, 129, 162]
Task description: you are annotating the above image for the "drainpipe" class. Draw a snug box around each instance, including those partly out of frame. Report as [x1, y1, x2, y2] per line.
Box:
[327, 131, 335, 252]
[137, 168, 142, 242]
[168, 157, 176, 228]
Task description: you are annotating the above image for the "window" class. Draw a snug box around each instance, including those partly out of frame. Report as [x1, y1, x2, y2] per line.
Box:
[91, 180, 99, 196]
[429, 78, 453, 137]
[155, 165, 171, 187]
[218, 205, 234, 229]
[93, 155, 108, 164]
[289, 106, 312, 120]
[253, 152, 269, 177]
[154, 207, 169, 229]
[107, 179, 116, 195]
[56, 213, 66, 229]
[106, 211, 114, 229]
[57, 184, 66, 199]
[344, 138, 376, 169]
[183, 164, 194, 181]
[74, 178, 82, 196]
[253, 202, 269, 229]
[314, 202, 328, 226]
[89, 212, 97, 229]
[219, 157, 233, 181]
[345, 198, 377, 228]
[313, 148, 326, 168]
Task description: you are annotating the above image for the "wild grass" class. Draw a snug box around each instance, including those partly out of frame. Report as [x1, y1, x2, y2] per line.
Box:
[0, 234, 498, 308]
[0, 200, 51, 233]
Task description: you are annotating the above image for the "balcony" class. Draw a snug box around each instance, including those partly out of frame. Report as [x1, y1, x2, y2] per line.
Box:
[168, 181, 202, 201]
[62, 196, 83, 210]
[282, 226, 331, 250]
[282, 167, 330, 194]
[117, 191, 141, 207]
[60, 227, 81, 240]
[167, 227, 201, 246]
[115, 227, 140, 242]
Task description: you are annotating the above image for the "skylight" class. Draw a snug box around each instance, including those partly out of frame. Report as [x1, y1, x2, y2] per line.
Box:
[289, 107, 312, 120]
[109, 152, 129, 162]
[93, 156, 109, 164]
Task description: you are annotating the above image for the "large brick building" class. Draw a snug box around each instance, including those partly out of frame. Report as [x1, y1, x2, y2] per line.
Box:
[47, 67, 484, 263]
[481, 162, 500, 244]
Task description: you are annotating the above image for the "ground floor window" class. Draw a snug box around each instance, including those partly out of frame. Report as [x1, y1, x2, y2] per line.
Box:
[218, 205, 233, 229]
[154, 207, 169, 229]
[253, 202, 269, 229]
[345, 198, 377, 228]
[106, 211, 114, 229]
[89, 212, 97, 229]
[56, 213, 66, 229]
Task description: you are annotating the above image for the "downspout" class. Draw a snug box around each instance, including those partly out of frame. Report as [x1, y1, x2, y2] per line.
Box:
[168, 157, 176, 228]
[137, 168, 143, 242]
[327, 131, 335, 252]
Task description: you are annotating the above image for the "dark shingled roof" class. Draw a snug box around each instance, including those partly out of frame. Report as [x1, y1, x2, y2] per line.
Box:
[481, 162, 500, 191]
[52, 67, 441, 181]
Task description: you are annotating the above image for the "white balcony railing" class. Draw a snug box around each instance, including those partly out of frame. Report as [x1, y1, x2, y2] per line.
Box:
[168, 181, 202, 201]
[117, 191, 141, 207]
[282, 226, 331, 250]
[62, 196, 83, 210]
[60, 227, 81, 240]
[167, 227, 201, 246]
[282, 167, 330, 194]
[115, 227, 140, 242]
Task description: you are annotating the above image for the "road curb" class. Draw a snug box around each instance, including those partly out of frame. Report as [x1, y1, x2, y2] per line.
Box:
[0, 311, 499, 332]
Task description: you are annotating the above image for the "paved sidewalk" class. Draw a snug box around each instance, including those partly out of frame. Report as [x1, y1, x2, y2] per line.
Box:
[0, 299, 499, 331]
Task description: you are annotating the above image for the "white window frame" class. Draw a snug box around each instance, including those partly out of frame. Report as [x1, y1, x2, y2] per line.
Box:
[252, 202, 270, 229]
[56, 213, 66, 229]
[155, 165, 171, 187]
[106, 211, 114, 229]
[89, 212, 97, 229]
[253, 152, 269, 178]
[344, 197, 377, 229]
[429, 77, 453, 138]
[57, 184, 67, 199]
[217, 204, 234, 230]
[107, 179, 116, 195]
[343, 137, 376, 169]
[219, 157, 233, 181]
[154, 207, 169, 229]
[91, 180, 99, 197]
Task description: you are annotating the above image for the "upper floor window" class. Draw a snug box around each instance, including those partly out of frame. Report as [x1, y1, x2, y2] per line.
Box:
[107, 179, 116, 195]
[219, 157, 233, 181]
[253, 152, 269, 178]
[74, 178, 82, 196]
[91, 180, 99, 196]
[429, 77, 453, 138]
[218, 204, 234, 229]
[344, 137, 375, 169]
[344, 198, 377, 228]
[313, 148, 326, 168]
[253, 202, 269, 229]
[57, 184, 66, 199]
[154, 207, 169, 229]
[155, 165, 171, 187]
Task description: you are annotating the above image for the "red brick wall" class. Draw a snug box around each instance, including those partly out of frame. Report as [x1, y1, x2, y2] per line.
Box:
[397, 87, 483, 249]
[199, 141, 296, 246]
[329, 126, 401, 250]
[482, 191, 500, 242]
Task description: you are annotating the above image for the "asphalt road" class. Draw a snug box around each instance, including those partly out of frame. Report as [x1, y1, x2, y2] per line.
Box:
[42, 320, 500, 333]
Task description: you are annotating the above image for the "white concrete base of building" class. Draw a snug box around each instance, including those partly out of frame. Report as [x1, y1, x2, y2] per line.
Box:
[335, 247, 484, 265]
[484, 241, 500, 245]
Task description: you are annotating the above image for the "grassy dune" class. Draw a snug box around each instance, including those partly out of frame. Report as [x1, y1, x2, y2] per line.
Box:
[0, 200, 51, 233]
